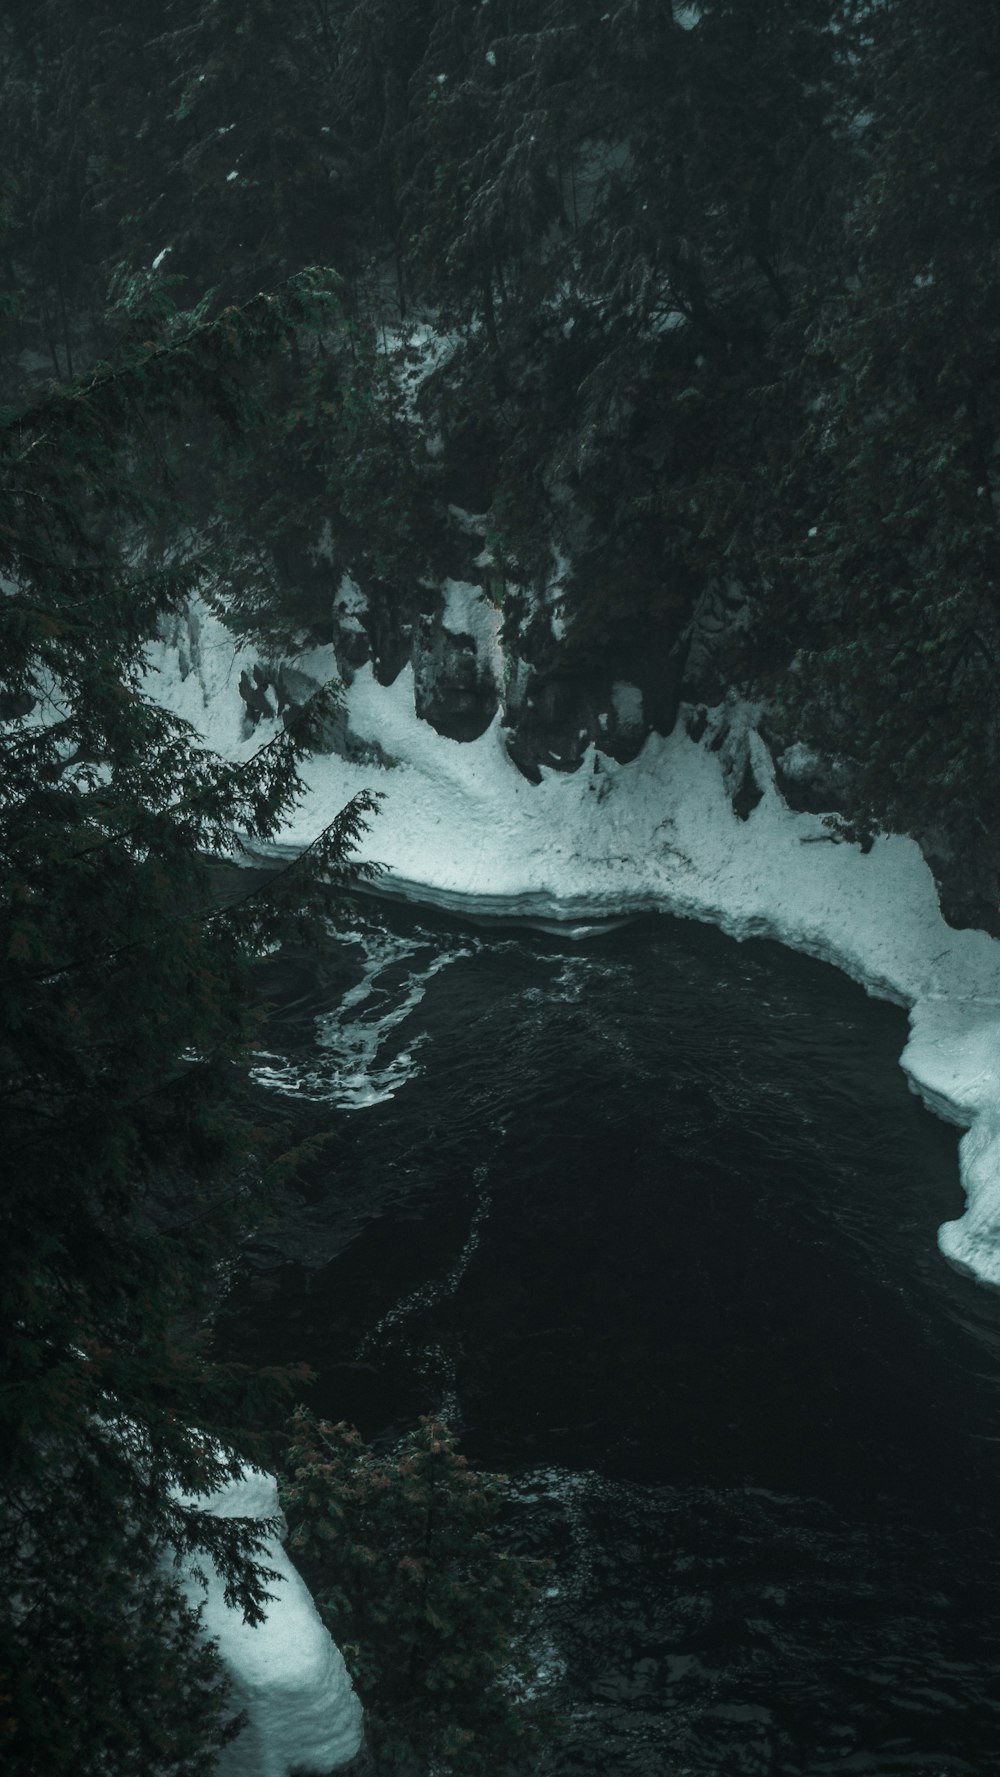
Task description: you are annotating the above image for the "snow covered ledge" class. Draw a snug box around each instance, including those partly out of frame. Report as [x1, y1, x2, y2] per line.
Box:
[175, 1468, 364, 1776]
[146, 612, 1000, 1288]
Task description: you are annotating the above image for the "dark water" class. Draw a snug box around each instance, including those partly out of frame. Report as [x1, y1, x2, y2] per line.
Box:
[217, 899, 1000, 1775]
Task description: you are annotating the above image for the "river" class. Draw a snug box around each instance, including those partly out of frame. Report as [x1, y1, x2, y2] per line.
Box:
[214, 895, 1000, 1775]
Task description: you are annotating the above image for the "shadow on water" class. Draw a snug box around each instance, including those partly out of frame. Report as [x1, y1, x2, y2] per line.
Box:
[215, 901, 1000, 1775]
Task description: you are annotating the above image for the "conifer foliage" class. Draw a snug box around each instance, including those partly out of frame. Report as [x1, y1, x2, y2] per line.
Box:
[766, 0, 1000, 861]
[283, 1411, 549, 1775]
[0, 272, 377, 1775]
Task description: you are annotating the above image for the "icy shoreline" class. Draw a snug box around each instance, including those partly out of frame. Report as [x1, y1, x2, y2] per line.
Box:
[147, 611, 1000, 1290]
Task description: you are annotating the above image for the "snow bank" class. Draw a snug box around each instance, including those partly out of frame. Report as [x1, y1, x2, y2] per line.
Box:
[441, 576, 503, 681]
[145, 611, 1000, 1289]
[175, 1467, 363, 1777]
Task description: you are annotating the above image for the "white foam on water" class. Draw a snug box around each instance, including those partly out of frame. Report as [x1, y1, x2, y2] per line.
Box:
[251, 927, 476, 1108]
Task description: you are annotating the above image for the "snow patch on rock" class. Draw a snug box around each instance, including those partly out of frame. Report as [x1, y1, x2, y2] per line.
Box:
[610, 681, 643, 733]
[545, 546, 571, 642]
[441, 577, 503, 683]
[334, 573, 367, 626]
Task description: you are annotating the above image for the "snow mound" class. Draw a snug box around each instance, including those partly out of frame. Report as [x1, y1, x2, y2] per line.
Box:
[145, 610, 1000, 1291]
[175, 1467, 363, 1777]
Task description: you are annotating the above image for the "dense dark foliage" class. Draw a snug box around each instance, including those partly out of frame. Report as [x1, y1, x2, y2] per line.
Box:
[283, 1412, 549, 1774]
[0, 271, 378, 1774]
[765, 0, 1000, 852]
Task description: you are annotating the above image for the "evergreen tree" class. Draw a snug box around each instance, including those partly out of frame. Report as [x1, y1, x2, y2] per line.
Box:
[0, 271, 378, 1775]
[151, 0, 346, 303]
[764, 0, 1000, 880]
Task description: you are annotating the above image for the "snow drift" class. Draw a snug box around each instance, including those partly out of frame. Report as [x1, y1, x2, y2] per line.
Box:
[174, 1466, 363, 1777]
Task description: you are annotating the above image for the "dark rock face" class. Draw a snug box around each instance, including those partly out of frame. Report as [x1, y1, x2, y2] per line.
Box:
[731, 755, 764, 822]
[917, 827, 1000, 939]
[331, 614, 371, 676]
[320, 510, 695, 776]
[504, 669, 596, 780]
[242, 660, 395, 768]
[771, 740, 853, 819]
[499, 624, 686, 782]
[367, 581, 416, 689]
[413, 615, 498, 742]
[239, 666, 276, 728]
[685, 705, 709, 744]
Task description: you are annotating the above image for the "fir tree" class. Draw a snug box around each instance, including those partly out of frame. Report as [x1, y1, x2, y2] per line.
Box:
[0, 271, 378, 1775]
[763, 0, 1000, 881]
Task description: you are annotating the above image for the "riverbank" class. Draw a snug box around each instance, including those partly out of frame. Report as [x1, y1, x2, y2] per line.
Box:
[146, 605, 1000, 1292]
